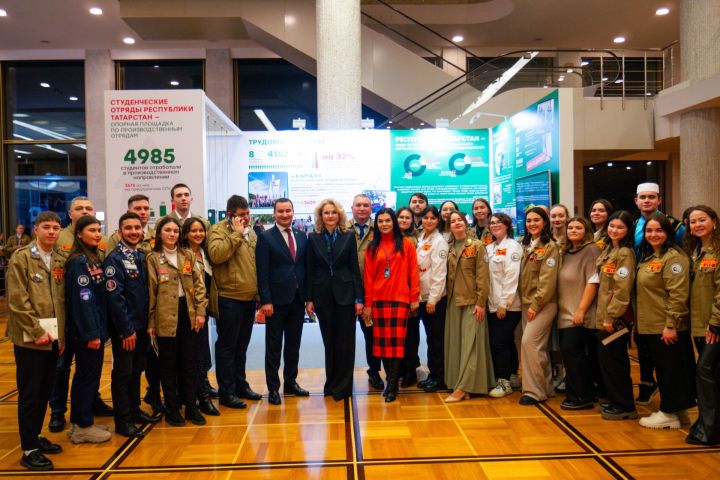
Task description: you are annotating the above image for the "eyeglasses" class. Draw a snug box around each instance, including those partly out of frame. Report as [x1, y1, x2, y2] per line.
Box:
[489, 221, 504, 226]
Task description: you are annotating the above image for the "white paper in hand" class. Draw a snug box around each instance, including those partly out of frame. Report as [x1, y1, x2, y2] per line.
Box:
[23, 318, 58, 343]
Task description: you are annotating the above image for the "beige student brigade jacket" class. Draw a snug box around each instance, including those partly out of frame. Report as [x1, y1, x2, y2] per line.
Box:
[595, 245, 636, 330]
[207, 219, 258, 304]
[147, 248, 207, 337]
[635, 247, 690, 334]
[519, 239, 559, 312]
[446, 237, 489, 308]
[689, 246, 720, 336]
[6, 243, 66, 350]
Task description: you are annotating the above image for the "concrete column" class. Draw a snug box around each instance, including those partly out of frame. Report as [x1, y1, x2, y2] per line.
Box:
[84, 49, 115, 219]
[316, 0, 361, 129]
[205, 48, 234, 120]
[679, 0, 720, 211]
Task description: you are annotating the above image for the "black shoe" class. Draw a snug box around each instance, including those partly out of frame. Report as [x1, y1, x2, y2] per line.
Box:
[401, 370, 417, 388]
[422, 379, 447, 393]
[115, 423, 145, 438]
[519, 395, 540, 406]
[134, 410, 162, 424]
[560, 399, 595, 410]
[268, 390, 282, 405]
[165, 407, 185, 427]
[635, 382, 658, 406]
[93, 398, 114, 417]
[199, 398, 221, 416]
[284, 383, 310, 396]
[417, 378, 432, 389]
[37, 436, 62, 454]
[185, 407, 206, 426]
[48, 413, 65, 433]
[599, 401, 612, 410]
[20, 450, 53, 471]
[685, 434, 717, 446]
[600, 405, 639, 420]
[237, 387, 262, 401]
[219, 395, 247, 409]
[202, 378, 219, 398]
[368, 372, 385, 390]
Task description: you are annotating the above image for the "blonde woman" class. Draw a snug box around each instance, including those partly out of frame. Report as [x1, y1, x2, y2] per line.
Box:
[305, 199, 363, 400]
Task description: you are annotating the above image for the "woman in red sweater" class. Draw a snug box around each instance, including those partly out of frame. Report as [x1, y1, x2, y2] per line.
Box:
[363, 208, 420, 402]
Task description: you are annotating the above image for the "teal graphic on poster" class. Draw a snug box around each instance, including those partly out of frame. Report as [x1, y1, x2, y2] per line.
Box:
[491, 90, 560, 231]
[390, 129, 490, 213]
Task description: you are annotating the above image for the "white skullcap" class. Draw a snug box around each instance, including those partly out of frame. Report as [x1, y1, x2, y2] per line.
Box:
[636, 182, 660, 195]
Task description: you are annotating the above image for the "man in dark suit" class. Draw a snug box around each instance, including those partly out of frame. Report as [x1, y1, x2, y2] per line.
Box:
[256, 198, 309, 405]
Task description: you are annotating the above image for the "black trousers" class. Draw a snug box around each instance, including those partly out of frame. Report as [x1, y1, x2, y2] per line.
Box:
[359, 316, 381, 375]
[560, 327, 597, 402]
[15, 344, 58, 451]
[198, 316, 212, 376]
[488, 310, 521, 380]
[404, 313, 422, 374]
[420, 298, 447, 381]
[694, 336, 707, 358]
[111, 331, 149, 426]
[144, 347, 161, 403]
[634, 325, 656, 384]
[690, 340, 720, 444]
[265, 292, 304, 391]
[597, 329, 635, 412]
[316, 300, 356, 400]
[157, 298, 200, 409]
[642, 330, 696, 413]
[216, 297, 256, 397]
[69, 339, 105, 428]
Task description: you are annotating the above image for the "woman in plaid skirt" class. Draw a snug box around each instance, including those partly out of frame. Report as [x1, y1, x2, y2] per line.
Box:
[362, 208, 420, 402]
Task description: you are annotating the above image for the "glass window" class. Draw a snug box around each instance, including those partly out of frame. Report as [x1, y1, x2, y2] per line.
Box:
[236, 59, 387, 130]
[3, 61, 86, 140]
[7, 144, 87, 228]
[119, 60, 204, 90]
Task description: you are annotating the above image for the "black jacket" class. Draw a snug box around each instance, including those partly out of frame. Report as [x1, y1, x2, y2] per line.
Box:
[103, 243, 148, 338]
[306, 230, 363, 306]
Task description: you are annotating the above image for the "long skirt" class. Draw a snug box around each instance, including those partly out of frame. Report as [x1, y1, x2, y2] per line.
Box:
[372, 301, 409, 359]
[444, 300, 495, 394]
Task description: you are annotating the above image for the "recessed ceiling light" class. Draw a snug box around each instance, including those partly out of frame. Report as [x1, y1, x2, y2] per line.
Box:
[613, 36, 626, 44]
[558, 76, 565, 82]
[123, 37, 136, 45]
[626, 166, 632, 170]
[566, 68, 573, 73]
[646, 92, 653, 96]
[153, 64, 160, 68]
[589, 167, 595, 170]
[602, 76, 609, 81]
[170, 80, 179, 86]
[40, 82, 50, 88]
[656, 7, 670, 16]
[452, 35, 464, 43]
[89, 7, 103, 15]
[607, 162, 614, 167]
[581, 60, 589, 66]
[615, 78, 623, 84]
[13, 113, 29, 118]
[0, 8, 7, 17]
[69, 96, 79, 101]
[646, 161, 652, 165]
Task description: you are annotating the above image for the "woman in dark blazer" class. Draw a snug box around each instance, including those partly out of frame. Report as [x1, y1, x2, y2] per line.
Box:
[306, 198, 363, 400]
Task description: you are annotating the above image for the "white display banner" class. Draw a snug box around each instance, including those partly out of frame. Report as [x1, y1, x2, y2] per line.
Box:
[104, 89, 206, 231]
[235, 130, 392, 215]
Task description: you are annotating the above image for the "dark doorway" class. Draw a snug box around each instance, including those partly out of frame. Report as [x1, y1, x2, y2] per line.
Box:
[583, 160, 665, 218]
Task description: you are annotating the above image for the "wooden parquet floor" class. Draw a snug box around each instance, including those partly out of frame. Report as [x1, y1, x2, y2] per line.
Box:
[0, 296, 719, 479]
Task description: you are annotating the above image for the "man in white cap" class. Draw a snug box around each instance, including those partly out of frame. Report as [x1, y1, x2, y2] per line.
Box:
[632, 181, 686, 406]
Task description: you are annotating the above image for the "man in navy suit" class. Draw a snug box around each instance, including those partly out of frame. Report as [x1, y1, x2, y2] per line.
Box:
[256, 198, 309, 405]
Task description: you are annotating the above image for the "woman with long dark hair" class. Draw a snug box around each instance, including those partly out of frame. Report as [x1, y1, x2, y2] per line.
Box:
[181, 217, 219, 417]
[636, 213, 695, 429]
[471, 198, 493, 246]
[684, 205, 720, 445]
[518, 207, 560, 405]
[557, 217, 602, 410]
[65, 215, 111, 443]
[147, 216, 208, 427]
[362, 208, 419, 402]
[589, 199, 614, 250]
[595, 210, 638, 421]
[444, 210, 493, 402]
[305, 199, 363, 401]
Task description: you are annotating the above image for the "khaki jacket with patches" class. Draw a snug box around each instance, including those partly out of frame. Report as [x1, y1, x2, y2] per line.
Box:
[147, 248, 207, 337]
[635, 247, 690, 334]
[595, 245, 635, 329]
[207, 220, 258, 303]
[446, 237, 489, 308]
[690, 246, 720, 336]
[54, 225, 109, 262]
[6, 243, 66, 350]
[519, 239, 559, 311]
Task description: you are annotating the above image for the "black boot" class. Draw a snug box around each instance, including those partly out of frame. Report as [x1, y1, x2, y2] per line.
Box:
[198, 388, 220, 416]
[385, 359, 400, 403]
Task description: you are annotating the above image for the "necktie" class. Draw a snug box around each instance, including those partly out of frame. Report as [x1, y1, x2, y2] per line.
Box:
[357, 224, 366, 239]
[286, 228, 296, 261]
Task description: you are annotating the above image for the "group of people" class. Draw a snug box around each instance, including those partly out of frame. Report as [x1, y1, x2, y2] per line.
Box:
[5, 181, 720, 472]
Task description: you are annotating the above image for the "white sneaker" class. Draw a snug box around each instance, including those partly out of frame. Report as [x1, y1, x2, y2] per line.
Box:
[489, 379, 513, 398]
[509, 374, 521, 391]
[639, 410, 681, 430]
[676, 409, 691, 426]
